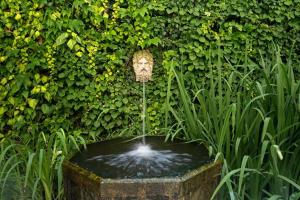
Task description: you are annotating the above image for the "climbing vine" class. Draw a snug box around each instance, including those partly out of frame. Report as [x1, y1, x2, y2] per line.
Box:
[0, 0, 299, 138]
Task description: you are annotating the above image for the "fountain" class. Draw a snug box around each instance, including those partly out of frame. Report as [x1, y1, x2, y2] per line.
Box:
[63, 50, 221, 200]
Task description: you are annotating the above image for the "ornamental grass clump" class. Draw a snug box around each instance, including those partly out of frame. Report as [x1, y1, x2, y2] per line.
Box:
[0, 129, 89, 200]
[164, 47, 300, 199]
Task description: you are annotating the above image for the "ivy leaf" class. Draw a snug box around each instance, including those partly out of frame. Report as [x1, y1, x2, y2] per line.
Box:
[94, 121, 100, 128]
[1, 78, 7, 85]
[41, 104, 50, 114]
[103, 13, 109, 19]
[139, 7, 147, 17]
[74, 35, 82, 44]
[148, 37, 161, 46]
[22, 91, 29, 99]
[69, 19, 84, 32]
[0, 107, 7, 115]
[8, 97, 15, 105]
[55, 33, 69, 46]
[116, 101, 122, 107]
[116, 120, 122, 126]
[10, 83, 21, 95]
[119, 8, 127, 18]
[28, 98, 38, 109]
[104, 115, 111, 122]
[76, 52, 83, 57]
[179, 9, 186, 15]
[67, 39, 76, 50]
[199, 37, 206, 43]
[188, 65, 194, 71]
[166, 8, 173, 14]
[112, 112, 118, 119]
[284, 0, 292, 5]
[190, 54, 197, 61]
[122, 98, 128, 104]
[107, 122, 115, 129]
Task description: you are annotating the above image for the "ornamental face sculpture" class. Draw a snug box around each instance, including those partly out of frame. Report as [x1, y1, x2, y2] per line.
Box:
[132, 50, 153, 82]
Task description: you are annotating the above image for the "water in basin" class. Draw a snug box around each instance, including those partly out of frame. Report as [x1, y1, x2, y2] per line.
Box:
[70, 136, 212, 179]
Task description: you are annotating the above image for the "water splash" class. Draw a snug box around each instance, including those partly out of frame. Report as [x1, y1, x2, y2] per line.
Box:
[133, 145, 153, 157]
[87, 144, 192, 177]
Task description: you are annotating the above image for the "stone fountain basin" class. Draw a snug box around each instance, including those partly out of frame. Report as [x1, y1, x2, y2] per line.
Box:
[63, 136, 221, 200]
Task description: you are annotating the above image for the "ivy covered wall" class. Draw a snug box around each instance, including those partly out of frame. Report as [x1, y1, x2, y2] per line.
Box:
[0, 0, 299, 138]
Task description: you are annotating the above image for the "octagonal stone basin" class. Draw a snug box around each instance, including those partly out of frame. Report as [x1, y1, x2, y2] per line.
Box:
[63, 136, 221, 200]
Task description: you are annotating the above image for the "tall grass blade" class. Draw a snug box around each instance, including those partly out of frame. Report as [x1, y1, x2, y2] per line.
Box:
[25, 152, 36, 187]
[238, 156, 249, 196]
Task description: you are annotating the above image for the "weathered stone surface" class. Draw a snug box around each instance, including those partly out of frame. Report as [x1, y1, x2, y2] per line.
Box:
[132, 50, 153, 82]
[63, 160, 221, 200]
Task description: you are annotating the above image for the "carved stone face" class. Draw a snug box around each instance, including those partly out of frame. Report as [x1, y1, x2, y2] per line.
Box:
[133, 50, 153, 82]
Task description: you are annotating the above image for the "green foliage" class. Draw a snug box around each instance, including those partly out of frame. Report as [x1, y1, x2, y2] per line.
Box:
[1, 1, 299, 199]
[0, 142, 27, 200]
[0, 129, 91, 200]
[23, 129, 88, 200]
[0, 0, 299, 137]
[165, 48, 300, 199]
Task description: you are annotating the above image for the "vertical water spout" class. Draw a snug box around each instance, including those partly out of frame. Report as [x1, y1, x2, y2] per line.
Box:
[132, 50, 154, 144]
[142, 81, 146, 144]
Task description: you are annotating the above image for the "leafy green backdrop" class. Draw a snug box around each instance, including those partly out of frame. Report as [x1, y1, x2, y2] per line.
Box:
[0, 0, 299, 138]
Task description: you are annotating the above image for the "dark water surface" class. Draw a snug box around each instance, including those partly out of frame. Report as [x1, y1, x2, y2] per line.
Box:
[70, 136, 212, 179]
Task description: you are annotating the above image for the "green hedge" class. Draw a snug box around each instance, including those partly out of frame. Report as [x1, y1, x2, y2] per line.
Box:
[0, 0, 299, 138]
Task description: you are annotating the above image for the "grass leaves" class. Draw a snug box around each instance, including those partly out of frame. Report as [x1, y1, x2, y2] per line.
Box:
[1, 129, 89, 200]
[165, 47, 300, 199]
